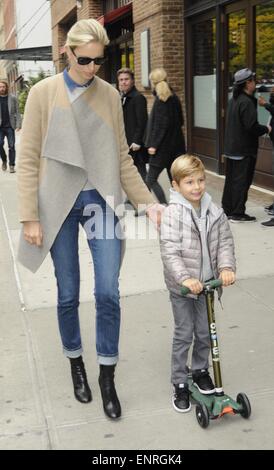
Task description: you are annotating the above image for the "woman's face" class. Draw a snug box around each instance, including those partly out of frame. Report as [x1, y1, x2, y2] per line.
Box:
[67, 41, 105, 83]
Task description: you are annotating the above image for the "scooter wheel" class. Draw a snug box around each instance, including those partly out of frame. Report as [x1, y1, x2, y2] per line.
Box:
[236, 393, 251, 419]
[196, 403, 210, 428]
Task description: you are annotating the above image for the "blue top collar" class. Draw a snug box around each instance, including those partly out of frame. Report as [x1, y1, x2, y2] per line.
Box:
[63, 68, 94, 92]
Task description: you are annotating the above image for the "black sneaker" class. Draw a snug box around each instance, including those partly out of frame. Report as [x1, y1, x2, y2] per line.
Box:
[261, 218, 274, 227]
[229, 214, 256, 223]
[192, 369, 215, 395]
[172, 383, 191, 412]
[264, 204, 274, 212]
[2, 161, 7, 171]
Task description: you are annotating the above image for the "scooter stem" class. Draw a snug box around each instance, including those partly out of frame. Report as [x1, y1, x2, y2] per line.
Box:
[205, 288, 224, 395]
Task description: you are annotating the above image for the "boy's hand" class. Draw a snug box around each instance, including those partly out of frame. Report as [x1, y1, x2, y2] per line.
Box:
[182, 278, 203, 295]
[219, 270, 235, 287]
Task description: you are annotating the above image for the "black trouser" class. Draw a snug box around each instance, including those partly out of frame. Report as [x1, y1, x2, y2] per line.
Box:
[222, 156, 256, 216]
[132, 151, 148, 185]
[0, 146, 7, 163]
[146, 164, 172, 204]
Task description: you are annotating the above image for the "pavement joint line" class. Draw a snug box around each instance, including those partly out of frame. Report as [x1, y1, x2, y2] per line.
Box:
[1, 386, 273, 438]
[0, 194, 26, 312]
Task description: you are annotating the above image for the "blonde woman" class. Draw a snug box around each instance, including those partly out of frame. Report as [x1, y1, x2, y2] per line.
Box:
[145, 68, 186, 204]
[17, 19, 161, 420]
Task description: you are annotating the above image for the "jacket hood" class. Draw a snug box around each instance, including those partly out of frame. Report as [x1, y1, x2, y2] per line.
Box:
[169, 188, 213, 216]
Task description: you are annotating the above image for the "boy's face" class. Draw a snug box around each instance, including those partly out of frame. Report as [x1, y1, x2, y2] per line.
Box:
[173, 171, 206, 207]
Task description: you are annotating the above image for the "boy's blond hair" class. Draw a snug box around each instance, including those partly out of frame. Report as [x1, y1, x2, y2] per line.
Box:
[171, 154, 205, 184]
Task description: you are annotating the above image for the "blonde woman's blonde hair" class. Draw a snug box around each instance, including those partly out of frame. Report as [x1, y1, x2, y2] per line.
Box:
[171, 154, 205, 184]
[65, 19, 109, 48]
[149, 68, 172, 102]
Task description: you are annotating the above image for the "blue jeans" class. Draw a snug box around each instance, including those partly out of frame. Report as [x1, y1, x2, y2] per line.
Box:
[50, 190, 122, 365]
[0, 127, 15, 166]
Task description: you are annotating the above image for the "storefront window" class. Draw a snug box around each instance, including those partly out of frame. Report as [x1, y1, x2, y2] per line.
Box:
[228, 10, 247, 87]
[193, 18, 216, 129]
[119, 39, 133, 70]
[256, 1, 274, 125]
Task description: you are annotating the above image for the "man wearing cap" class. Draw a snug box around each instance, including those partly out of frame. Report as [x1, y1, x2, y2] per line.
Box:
[222, 68, 271, 222]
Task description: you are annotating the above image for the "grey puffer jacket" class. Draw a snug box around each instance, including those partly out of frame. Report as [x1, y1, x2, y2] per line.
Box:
[160, 190, 236, 297]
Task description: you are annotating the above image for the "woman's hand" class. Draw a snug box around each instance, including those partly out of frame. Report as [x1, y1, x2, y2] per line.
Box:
[182, 278, 203, 295]
[148, 147, 156, 155]
[23, 221, 43, 247]
[219, 270, 235, 287]
[146, 203, 165, 230]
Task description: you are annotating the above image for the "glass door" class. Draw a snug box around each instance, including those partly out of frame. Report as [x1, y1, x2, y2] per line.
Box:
[222, 0, 274, 187]
[187, 13, 217, 169]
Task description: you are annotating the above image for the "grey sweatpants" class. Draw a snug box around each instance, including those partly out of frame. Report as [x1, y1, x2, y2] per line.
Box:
[170, 292, 210, 384]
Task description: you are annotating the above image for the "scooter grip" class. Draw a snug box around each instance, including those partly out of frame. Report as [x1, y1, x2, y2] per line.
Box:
[181, 279, 222, 296]
[207, 279, 222, 289]
[181, 285, 191, 296]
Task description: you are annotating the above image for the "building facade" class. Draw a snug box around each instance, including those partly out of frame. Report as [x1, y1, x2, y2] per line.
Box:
[15, 0, 54, 82]
[50, 0, 274, 189]
[0, 0, 6, 80]
[2, 0, 18, 93]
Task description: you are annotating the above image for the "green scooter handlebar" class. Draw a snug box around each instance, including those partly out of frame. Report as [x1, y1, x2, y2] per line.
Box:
[181, 279, 222, 296]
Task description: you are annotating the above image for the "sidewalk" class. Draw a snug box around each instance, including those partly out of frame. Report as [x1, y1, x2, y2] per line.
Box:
[0, 159, 274, 450]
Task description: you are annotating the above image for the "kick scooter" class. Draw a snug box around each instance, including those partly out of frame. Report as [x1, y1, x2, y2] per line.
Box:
[181, 279, 251, 428]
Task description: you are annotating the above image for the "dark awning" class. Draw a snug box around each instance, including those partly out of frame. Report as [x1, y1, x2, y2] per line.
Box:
[0, 46, 52, 61]
[97, 3, 132, 26]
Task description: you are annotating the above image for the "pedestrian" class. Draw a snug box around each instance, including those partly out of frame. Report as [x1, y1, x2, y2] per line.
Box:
[145, 68, 186, 204]
[221, 68, 271, 222]
[0, 80, 21, 173]
[0, 145, 7, 171]
[160, 154, 236, 413]
[17, 18, 162, 420]
[117, 67, 148, 185]
[258, 88, 274, 226]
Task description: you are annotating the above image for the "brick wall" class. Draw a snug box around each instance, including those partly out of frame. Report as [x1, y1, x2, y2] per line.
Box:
[51, 0, 76, 26]
[78, 0, 103, 19]
[51, 0, 76, 71]
[133, 0, 185, 127]
[3, 0, 16, 49]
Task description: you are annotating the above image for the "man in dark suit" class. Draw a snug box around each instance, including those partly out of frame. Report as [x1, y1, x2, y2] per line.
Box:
[0, 80, 21, 173]
[117, 68, 148, 184]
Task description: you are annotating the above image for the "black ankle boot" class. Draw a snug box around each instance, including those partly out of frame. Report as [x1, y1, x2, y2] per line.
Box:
[98, 365, 121, 419]
[69, 356, 92, 403]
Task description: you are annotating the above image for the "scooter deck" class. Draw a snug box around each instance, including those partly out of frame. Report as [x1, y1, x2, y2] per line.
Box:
[188, 379, 242, 418]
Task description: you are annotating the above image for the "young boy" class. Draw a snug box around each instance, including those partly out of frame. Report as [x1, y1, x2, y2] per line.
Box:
[160, 155, 236, 413]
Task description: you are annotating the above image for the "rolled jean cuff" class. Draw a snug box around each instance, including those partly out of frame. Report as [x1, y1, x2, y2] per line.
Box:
[97, 354, 119, 365]
[63, 347, 83, 359]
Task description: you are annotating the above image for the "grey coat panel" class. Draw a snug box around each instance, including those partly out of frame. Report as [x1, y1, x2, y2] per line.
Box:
[160, 202, 236, 296]
[0, 94, 21, 129]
